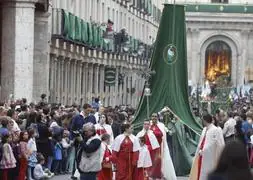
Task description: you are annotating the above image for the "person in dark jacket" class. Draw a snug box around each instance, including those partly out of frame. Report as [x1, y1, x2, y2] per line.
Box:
[208, 140, 253, 180]
[36, 113, 53, 171]
[69, 104, 96, 179]
[70, 104, 96, 135]
[107, 114, 121, 138]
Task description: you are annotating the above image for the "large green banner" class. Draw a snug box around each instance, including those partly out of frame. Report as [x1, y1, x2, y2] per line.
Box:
[133, 4, 202, 175]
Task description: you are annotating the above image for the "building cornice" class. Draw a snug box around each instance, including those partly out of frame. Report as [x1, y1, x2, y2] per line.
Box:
[185, 4, 253, 14]
[50, 39, 147, 70]
[186, 13, 253, 24]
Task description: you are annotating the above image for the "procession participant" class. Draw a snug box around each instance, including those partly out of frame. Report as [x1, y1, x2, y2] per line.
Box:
[136, 136, 152, 180]
[189, 114, 225, 180]
[136, 120, 159, 177]
[136, 120, 160, 152]
[95, 114, 114, 145]
[150, 113, 177, 180]
[97, 133, 115, 180]
[112, 122, 140, 180]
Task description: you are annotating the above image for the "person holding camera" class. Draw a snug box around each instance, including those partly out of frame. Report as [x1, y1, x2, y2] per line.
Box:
[76, 123, 102, 180]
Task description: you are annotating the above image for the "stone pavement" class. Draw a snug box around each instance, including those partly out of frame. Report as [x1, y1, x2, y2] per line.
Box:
[51, 174, 188, 180]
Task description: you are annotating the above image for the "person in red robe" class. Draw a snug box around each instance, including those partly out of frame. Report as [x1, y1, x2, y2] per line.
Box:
[112, 122, 140, 180]
[136, 120, 160, 178]
[150, 113, 164, 179]
[97, 133, 115, 180]
[95, 114, 114, 145]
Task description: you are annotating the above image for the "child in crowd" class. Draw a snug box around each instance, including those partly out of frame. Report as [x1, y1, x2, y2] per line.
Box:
[61, 129, 71, 173]
[97, 133, 115, 180]
[10, 132, 20, 180]
[27, 129, 38, 180]
[52, 137, 63, 174]
[0, 133, 17, 180]
[34, 153, 54, 180]
[136, 136, 152, 180]
[19, 131, 31, 180]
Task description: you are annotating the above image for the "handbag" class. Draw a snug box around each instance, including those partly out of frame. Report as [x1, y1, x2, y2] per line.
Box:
[102, 162, 112, 169]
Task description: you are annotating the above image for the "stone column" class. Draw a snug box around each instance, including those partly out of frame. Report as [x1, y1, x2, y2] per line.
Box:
[49, 55, 55, 102]
[52, 55, 58, 103]
[83, 63, 89, 103]
[99, 65, 105, 105]
[33, 10, 50, 102]
[60, 57, 64, 103]
[239, 30, 249, 86]
[67, 60, 71, 105]
[64, 59, 70, 105]
[118, 67, 123, 105]
[123, 69, 128, 105]
[94, 64, 99, 97]
[114, 67, 119, 106]
[88, 63, 94, 103]
[131, 73, 137, 107]
[105, 86, 110, 107]
[127, 74, 132, 105]
[78, 62, 83, 105]
[56, 58, 60, 103]
[190, 29, 200, 85]
[72, 60, 77, 103]
[1, 0, 36, 102]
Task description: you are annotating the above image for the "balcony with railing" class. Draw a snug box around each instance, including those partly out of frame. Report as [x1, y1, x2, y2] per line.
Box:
[51, 8, 153, 63]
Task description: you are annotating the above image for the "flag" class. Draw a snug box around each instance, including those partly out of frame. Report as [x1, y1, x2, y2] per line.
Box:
[133, 4, 202, 175]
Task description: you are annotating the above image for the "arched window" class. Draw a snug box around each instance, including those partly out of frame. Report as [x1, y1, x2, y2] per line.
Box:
[205, 41, 231, 82]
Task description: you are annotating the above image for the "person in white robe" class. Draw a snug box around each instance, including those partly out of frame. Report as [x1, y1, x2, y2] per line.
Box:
[136, 136, 152, 180]
[95, 113, 114, 145]
[136, 120, 160, 152]
[150, 113, 177, 180]
[189, 113, 225, 180]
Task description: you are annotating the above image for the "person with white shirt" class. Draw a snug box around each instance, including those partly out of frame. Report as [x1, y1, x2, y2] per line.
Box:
[136, 136, 152, 180]
[223, 112, 236, 143]
[34, 153, 54, 180]
[95, 114, 114, 145]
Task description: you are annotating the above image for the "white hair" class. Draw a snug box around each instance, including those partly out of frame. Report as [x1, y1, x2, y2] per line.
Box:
[83, 122, 95, 133]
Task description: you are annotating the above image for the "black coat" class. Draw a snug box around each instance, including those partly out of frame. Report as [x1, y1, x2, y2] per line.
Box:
[37, 122, 53, 157]
[111, 122, 121, 138]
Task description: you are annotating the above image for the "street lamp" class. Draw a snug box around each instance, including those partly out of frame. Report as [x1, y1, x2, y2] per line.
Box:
[144, 87, 151, 119]
[137, 66, 156, 119]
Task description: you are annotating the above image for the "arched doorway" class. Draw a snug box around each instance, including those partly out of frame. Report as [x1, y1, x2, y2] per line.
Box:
[205, 41, 231, 82]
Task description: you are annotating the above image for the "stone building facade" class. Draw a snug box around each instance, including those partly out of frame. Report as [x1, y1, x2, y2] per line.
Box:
[0, 0, 253, 107]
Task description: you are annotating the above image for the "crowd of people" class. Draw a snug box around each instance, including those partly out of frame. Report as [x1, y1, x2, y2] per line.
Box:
[0, 97, 136, 180]
[190, 101, 253, 180]
[1, 95, 253, 180]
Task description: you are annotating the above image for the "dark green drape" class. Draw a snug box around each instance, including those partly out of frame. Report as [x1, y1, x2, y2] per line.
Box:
[133, 4, 202, 176]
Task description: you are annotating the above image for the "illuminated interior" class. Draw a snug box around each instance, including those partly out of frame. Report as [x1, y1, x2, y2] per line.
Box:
[205, 41, 231, 82]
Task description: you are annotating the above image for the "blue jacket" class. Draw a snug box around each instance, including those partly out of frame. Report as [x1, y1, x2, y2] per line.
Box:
[54, 143, 62, 160]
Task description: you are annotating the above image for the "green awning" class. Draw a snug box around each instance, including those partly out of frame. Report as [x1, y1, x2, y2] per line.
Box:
[69, 12, 75, 40]
[87, 23, 93, 46]
[62, 9, 69, 38]
[75, 16, 82, 41]
[81, 20, 88, 43]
